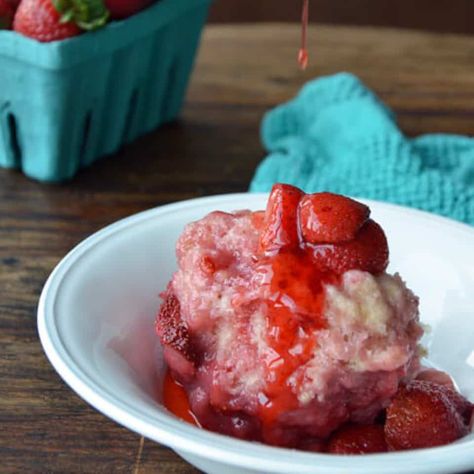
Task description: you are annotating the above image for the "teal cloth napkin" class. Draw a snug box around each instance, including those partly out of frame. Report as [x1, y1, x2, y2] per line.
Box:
[250, 72, 474, 225]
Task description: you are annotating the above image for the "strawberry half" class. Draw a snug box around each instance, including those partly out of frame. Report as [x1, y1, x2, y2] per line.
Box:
[327, 424, 388, 454]
[299, 192, 370, 244]
[13, 0, 109, 42]
[0, 0, 15, 28]
[259, 183, 304, 254]
[311, 219, 389, 275]
[385, 380, 469, 450]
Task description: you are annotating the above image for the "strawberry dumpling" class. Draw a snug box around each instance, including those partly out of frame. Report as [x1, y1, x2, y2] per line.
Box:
[156, 184, 424, 448]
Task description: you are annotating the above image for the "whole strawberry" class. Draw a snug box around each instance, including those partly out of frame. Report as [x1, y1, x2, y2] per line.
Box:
[385, 380, 469, 450]
[0, 0, 15, 29]
[13, 0, 109, 42]
[104, 0, 153, 19]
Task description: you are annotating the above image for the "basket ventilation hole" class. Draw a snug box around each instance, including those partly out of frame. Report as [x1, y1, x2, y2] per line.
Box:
[80, 112, 92, 159]
[161, 60, 179, 119]
[122, 89, 139, 142]
[7, 113, 22, 167]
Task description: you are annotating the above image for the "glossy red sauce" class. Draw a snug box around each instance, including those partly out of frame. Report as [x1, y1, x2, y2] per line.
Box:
[257, 247, 339, 424]
[163, 370, 200, 427]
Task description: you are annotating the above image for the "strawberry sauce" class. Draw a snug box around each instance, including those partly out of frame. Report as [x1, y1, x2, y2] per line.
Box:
[163, 370, 200, 427]
[257, 248, 338, 425]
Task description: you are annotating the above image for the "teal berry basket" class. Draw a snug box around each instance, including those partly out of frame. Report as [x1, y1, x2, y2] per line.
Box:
[0, 0, 211, 182]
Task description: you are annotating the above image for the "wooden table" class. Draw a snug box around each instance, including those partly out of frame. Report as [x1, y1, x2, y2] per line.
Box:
[2, 24, 474, 473]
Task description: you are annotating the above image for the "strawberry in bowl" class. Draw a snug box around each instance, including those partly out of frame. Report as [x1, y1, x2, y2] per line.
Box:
[155, 184, 473, 451]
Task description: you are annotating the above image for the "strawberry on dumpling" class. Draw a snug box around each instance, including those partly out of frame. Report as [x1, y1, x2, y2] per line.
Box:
[259, 183, 304, 253]
[299, 192, 370, 244]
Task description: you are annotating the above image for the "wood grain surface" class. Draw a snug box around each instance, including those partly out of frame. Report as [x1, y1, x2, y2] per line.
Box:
[1, 23, 474, 473]
[209, 0, 474, 34]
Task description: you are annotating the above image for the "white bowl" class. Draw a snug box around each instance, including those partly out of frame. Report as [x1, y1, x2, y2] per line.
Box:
[38, 193, 474, 474]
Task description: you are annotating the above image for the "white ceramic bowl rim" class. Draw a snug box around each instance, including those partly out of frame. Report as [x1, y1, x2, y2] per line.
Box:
[38, 193, 474, 474]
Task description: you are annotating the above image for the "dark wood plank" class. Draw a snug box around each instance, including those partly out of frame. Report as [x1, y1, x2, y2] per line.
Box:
[209, 0, 474, 34]
[1, 23, 474, 473]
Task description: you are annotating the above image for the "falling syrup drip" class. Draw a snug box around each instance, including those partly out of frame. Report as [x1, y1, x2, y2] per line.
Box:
[298, 0, 309, 70]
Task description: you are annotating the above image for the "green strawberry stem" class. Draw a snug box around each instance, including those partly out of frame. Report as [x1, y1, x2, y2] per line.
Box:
[53, 0, 110, 30]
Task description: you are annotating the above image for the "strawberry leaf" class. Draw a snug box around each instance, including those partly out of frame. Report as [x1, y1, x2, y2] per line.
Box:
[52, 0, 109, 31]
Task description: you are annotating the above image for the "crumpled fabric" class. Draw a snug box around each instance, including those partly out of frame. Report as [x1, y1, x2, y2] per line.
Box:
[250, 72, 474, 225]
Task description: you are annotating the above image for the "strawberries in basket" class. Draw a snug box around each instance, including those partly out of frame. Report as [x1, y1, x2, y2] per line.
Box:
[1, 0, 156, 41]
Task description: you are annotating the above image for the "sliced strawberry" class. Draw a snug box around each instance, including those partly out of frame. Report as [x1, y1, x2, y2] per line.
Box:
[156, 286, 196, 365]
[385, 380, 469, 450]
[299, 192, 370, 244]
[259, 183, 304, 253]
[311, 219, 389, 275]
[327, 424, 387, 454]
[13, 0, 108, 42]
[0, 0, 15, 29]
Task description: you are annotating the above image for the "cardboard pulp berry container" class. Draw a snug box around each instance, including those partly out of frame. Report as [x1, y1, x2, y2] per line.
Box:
[0, 0, 211, 181]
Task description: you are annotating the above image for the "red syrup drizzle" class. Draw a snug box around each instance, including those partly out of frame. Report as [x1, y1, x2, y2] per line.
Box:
[163, 370, 200, 427]
[298, 0, 309, 70]
[256, 247, 339, 430]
